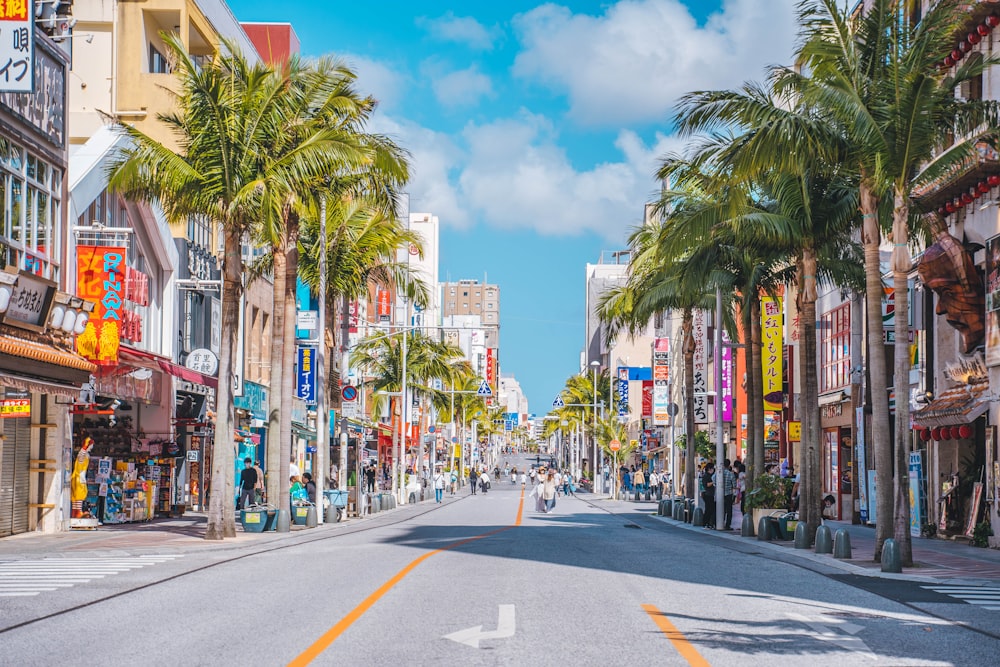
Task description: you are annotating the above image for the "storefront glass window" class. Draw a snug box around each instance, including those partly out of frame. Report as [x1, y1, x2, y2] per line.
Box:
[821, 303, 851, 392]
[0, 139, 61, 279]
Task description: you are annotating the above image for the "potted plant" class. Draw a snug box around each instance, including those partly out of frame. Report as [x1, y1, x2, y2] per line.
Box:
[744, 473, 793, 529]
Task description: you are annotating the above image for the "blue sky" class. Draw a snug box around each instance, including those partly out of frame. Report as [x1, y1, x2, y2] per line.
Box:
[229, 0, 798, 411]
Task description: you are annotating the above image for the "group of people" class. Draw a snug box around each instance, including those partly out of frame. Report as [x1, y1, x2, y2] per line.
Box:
[698, 458, 745, 530]
[529, 466, 576, 513]
[619, 465, 668, 499]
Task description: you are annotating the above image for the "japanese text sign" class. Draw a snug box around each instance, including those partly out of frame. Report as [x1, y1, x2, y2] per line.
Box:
[296, 346, 316, 404]
[761, 296, 783, 411]
[692, 310, 708, 423]
[0, 0, 33, 93]
[76, 246, 126, 366]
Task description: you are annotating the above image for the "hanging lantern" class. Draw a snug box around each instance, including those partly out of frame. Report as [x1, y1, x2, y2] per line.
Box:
[959, 41, 971, 53]
[950, 426, 964, 439]
[988, 15, 1000, 28]
[991, 175, 1000, 187]
[978, 181, 991, 194]
[920, 429, 932, 442]
[952, 49, 964, 61]
[973, 188, 984, 199]
[932, 427, 942, 440]
[945, 201, 956, 213]
[979, 23, 992, 36]
[962, 192, 975, 205]
[969, 32, 982, 46]
[958, 424, 972, 439]
[944, 56, 955, 67]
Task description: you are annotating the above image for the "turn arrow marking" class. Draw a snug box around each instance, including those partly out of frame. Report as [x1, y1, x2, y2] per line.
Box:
[444, 604, 516, 648]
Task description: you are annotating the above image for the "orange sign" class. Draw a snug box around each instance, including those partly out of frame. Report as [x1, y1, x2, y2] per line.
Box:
[76, 246, 127, 365]
[609, 439, 621, 452]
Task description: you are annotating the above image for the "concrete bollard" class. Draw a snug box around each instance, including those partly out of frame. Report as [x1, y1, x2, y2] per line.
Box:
[275, 509, 290, 533]
[741, 513, 755, 537]
[691, 507, 704, 527]
[305, 505, 317, 528]
[685, 499, 695, 523]
[664, 499, 673, 516]
[815, 525, 833, 554]
[325, 504, 338, 524]
[881, 538, 902, 573]
[833, 528, 852, 559]
[757, 517, 772, 541]
[672, 503, 682, 521]
[793, 521, 810, 549]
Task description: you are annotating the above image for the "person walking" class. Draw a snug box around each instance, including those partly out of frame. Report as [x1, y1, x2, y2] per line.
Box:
[433, 468, 445, 503]
[633, 467, 646, 500]
[721, 459, 737, 530]
[468, 468, 478, 495]
[519, 471, 527, 488]
[237, 458, 257, 510]
[480, 469, 491, 493]
[648, 470, 659, 500]
[542, 470, 558, 512]
[701, 462, 716, 528]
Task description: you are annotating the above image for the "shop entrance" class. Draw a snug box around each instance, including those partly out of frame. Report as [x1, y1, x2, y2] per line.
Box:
[0, 416, 31, 537]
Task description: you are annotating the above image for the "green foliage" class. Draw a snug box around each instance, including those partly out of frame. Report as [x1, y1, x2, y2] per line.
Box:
[744, 473, 792, 512]
[972, 521, 994, 548]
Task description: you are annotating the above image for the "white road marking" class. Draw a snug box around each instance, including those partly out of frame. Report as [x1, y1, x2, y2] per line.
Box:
[444, 604, 516, 648]
[922, 585, 1000, 610]
[0, 555, 182, 597]
[787, 613, 877, 660]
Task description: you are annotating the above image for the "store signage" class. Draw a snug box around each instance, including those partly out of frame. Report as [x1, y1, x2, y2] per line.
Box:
[692, 310, 708, 423]
[486, 347, 495, 388]
[1, 271, 55, 332]
[296, 310, 317, 330]
[721, 331, 733, 422]
[376, 289, 391, 322]
[76, 246, 127, 365]
[234, 381, 268, 421]
[944, 352, 988, 385]
[186, 348, 219, 376]
[821, 403, 843, 419]
[641, 380, 652, 418]
[652, 337, 670, 426]
[348, 299, 360, 333]
[296, 346, 316, 403]
[0, 0, 33, 93]
[0, 388, 30, 418]
[988, 235, 1000, 366]
[787, 421, 801, 442]
[761, 296, 784, 410]
[617, 367, 629, 419]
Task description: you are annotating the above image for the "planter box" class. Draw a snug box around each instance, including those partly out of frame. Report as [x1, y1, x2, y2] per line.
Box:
[751, 508, 784, 530]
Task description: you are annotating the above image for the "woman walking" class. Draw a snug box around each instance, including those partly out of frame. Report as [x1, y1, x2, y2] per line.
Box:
[542, 470, 558, 513]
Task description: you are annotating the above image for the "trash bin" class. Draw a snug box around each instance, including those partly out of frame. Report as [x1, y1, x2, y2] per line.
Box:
[292, 503, 313, 525]
[240, 508, 276, 532]
[323, 489, 348, 522]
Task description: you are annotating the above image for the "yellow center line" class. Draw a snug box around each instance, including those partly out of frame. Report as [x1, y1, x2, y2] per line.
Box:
[642, 604, 711, 667]
[288, 488, 526, 666]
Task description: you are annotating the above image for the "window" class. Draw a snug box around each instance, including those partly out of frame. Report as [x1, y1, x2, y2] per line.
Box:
[448, 301, 455, 310]
[462, 291, 468, 297]
[821, 303, 851, 391]
[486, 313, 495, 322]
[1, 142, 61, 279]
[449, 288, 455, 296]
[486, 302, 495, 309]
[474, 303, 481, 309]
[149, 44, 171, 74]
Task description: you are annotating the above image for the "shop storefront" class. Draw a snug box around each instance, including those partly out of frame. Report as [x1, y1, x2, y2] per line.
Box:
[819, 394, 853, 521]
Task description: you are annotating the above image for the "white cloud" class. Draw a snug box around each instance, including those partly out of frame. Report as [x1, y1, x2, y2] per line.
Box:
[342, 54, 408, 112]
[430, 65, 495, 108]
[416, 12, 502, 51]
[511, 0, 798, 125]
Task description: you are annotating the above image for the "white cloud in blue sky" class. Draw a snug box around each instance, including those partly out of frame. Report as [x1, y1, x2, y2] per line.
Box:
[428, 64, 495, 108]
[416, 12, 503, 51]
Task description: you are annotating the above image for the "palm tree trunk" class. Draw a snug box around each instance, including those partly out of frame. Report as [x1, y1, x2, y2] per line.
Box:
[206, 229, 242, 540]
[266, 248, 286, 509]
[891, 191, 914, 566]
[277, 212, 300, 516]
[799, 251, 821, 541]
[750, 297, 765, 489]
[682, 308, 697, 500]
[861, 183, 892, 561]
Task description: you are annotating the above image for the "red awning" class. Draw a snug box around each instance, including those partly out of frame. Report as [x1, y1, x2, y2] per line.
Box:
[118, 346, 218, 389]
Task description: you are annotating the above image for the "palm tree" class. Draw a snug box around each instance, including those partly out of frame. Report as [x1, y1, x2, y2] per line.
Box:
[107, 35, 298, 539]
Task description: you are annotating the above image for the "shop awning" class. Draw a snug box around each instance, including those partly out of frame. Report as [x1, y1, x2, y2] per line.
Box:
[0, 326, 96, 387]
[118, 346, 218, 389]
[0, 372, 82, 398]
[912, 383, 990, 429]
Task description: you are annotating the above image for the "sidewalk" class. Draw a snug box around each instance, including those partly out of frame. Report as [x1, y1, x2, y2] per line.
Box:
[614, 494, 1000, 585]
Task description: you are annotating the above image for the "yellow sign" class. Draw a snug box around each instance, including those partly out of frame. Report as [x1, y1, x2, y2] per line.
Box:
[787, 421, 801, 442]
[761, 296, 784, 411]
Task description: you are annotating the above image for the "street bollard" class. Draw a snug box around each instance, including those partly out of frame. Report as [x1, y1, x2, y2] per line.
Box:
[691, 507, 704, 527]
[815, 525, 833, 554]
[657, 500, 665, 516]
[741, 513, 755, 537]
[881, 538, 902, 573]
[664, 498, 673, 516]
[275, 509, 290, 533]
[793, 522, 810, 549]
[325, 503, 338, 524]
[833, 528, 852, 559]
[757, 517, 772, 541]
[305, 506, 317, 528]
[672, 502, 682, 521]
[684, 500, 694, 523]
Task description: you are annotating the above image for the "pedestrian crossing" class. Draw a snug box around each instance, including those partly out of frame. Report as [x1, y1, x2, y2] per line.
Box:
[921, 585, 1000, 610]
[0, 555, 183, 597]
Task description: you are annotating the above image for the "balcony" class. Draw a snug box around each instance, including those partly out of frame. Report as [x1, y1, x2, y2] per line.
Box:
[912, 141, 1000, 215]
[943, 2, 1000, 68]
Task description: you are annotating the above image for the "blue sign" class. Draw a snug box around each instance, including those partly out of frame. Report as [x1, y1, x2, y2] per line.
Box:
[234, 381, 268, 421]
[617, 369, 629, 419]
[504, 420, 513, 432]
[342, 385, 358, 402]
[296, 346, 316, 404]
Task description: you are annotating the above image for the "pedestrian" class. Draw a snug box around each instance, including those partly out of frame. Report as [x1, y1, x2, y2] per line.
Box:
[531, 471, 546, 512]
[302, 472, 317, 504]
[480, 469, 491, 493]
[720, 459, 736, 530]
[469, 468, 478, 495]
[450, 469, 458, 495]
[252, 460, 265, 504]
[701, 462, 716, 528]
[554, 469, 563, 496]
[543, 470, 558, 512]
[289, 458, 301, 484]
[433, 468, 445, 503]
[237, 457, 257, 509]
[736, 459, 747, 517]
[648, 470, 659, 500]
[365, 465, 376, 493]
[519, 471, 527, 487]
[633, 467, 646, 499]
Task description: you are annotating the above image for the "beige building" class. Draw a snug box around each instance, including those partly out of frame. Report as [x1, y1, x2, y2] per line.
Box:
[441, 280, 500, 349]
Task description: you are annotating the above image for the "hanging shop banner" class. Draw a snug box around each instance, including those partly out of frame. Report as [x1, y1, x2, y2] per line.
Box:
[486, 347, 496, 389]
[908, 451, 924, 538]
[348, 299, 360, 333]
[986, 235, 1000, 366]
[0, 0, 33, 93]
[0, 388, 30, 418]
[376, 289, 392, 322]
[721, 330, 733, 422]
[692, 310, 708, 423]
[617, 367, 629, 419]
[761, 296, 784, 411]
[652, 337, 670, 425]
[296, 346, 316, 404]
[642, 380, 653, 418]
[76, 246, 127, 366]
[1, 270, 55, 332]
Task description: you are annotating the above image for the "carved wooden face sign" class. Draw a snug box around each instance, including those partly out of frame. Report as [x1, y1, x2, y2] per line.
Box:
[917, 233, 985, 354]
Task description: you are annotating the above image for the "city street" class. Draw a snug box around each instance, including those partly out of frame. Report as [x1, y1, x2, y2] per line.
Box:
[1, 456, 998, 666]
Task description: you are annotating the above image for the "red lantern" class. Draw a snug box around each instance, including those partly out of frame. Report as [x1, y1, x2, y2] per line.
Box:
[944, 56, 955, 67]
[978, 181, 991, 194]
[920, 428, 932, 442]
[962, 192, 975, 205]
[952, 49, 964, 61]
[988, 15, 1000, 28]
[969, 32, 982, 46]
[979, 24, 992, 36]
[945, 201, 956, 213]
[932, 427, 942, 440]
[991, 175, 1000, 187]
[959, 424, 972, 439]
[973, 188, 984, 199]
[951, 426, 964, 439]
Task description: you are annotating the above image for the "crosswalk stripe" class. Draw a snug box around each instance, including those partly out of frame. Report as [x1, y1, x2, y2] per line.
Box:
[922, 585, 1000, 609]
[0, 555, 183, 598]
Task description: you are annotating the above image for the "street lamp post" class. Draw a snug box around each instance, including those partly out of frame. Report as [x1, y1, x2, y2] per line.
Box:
[315, 194, 327, 524]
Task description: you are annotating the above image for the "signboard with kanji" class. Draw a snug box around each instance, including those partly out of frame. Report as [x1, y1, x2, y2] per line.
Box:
[761, 296, 784, 411]
[692, 309, 708, 423]
[0, 388, 29, 418]
[0, 0, 33, 93]
[296, 346, 316, 403]
[76, 246, 127, 366]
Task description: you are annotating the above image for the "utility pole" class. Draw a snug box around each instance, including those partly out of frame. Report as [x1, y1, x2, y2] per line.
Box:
[315, 194, 327, 524]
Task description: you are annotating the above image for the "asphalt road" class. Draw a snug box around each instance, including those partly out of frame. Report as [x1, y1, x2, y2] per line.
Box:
[2, 454, 999, 666]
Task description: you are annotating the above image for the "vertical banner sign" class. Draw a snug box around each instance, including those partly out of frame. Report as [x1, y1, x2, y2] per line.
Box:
[641, 380, 653, 418]
[986, 235, 1000, 366]
[692, 310, 708, 423]
[908, 451, 924, 537]
[485, 347, 496, 388]
[652, 337, 670, 426]
[296, 346, 316, 403]
[376, 289, 391, 322]
[76, 246, 126, 366]
[0, 0, 33, 93]
[348, 299, 360, 334]
[761, 296, 783, 411]
[721, 330, 733, 422]
[617, 367, 629, 419]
